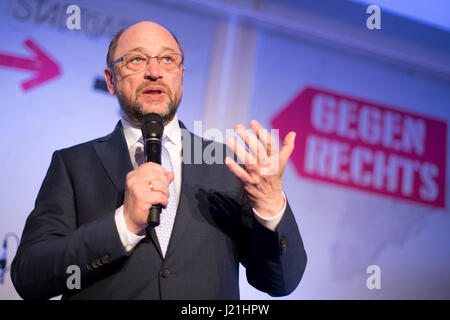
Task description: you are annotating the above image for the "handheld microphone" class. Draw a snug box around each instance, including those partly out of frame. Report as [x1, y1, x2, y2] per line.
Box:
[141, 113, 164, 227]
[0, 239, 6, 284]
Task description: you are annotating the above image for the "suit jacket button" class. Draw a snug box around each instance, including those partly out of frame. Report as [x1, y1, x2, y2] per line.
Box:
[101, 255, 110, 264]
[160, 268, 170, 278]
[96, 259, 104, 267]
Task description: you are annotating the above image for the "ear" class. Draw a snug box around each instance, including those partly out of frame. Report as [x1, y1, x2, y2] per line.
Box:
[181, 65, 185, 83]
[104, 68, 116, 95]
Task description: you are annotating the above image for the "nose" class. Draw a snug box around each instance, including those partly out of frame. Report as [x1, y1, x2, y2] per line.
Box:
[144, 56, 162, 80]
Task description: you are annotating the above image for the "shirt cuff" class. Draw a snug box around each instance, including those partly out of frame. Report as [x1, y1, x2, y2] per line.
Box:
[114, 205, 145, 253]
[252, 191, 287, 232]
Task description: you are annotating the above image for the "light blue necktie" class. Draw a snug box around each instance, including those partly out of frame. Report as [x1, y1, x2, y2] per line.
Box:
[155, 135, 177, 257]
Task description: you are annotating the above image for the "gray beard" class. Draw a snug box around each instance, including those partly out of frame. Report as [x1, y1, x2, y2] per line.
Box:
[116, 90, 181, 126]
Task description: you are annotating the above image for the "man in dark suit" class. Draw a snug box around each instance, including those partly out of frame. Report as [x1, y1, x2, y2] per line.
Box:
[11, 21, 307, 299]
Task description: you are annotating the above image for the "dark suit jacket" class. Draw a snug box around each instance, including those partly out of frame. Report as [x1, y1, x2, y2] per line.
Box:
[11, 121, 307, 299]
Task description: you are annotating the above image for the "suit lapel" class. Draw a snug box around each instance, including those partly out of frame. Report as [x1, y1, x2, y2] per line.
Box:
[93, 121, 133, 193]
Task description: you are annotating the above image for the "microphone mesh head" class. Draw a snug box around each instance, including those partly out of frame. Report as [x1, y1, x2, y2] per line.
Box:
[141, 113, 164, 140]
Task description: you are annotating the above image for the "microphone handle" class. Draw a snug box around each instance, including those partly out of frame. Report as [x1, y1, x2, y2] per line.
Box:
[144, 138, 162, 227]
[148, 205, 162, 227]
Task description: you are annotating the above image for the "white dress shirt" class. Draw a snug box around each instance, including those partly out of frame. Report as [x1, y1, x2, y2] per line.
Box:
[114, 115, 285, 252]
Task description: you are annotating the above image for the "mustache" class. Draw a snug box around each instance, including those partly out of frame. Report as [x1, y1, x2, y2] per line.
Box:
[136, 81, 172, 96]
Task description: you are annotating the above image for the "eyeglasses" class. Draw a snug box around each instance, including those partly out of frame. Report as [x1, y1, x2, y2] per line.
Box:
[108, 52, 183, 73]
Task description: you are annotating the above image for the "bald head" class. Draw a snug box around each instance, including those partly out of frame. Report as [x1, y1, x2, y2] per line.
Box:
[106, 21, 184, 67]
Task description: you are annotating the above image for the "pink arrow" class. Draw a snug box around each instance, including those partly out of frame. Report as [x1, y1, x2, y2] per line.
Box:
[0, 38, 61, 91]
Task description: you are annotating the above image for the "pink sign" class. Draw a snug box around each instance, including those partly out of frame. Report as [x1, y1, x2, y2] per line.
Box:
[0, 38, 61, 91]
[271, 86, 447, 208]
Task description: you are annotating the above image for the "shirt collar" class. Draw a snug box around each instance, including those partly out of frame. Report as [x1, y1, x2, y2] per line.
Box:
[121, 114, 181, 149]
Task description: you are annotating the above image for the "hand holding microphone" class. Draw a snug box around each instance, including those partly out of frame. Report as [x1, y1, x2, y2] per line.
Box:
[123, 113, 174, 235]
[141, 113, 164, 227]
